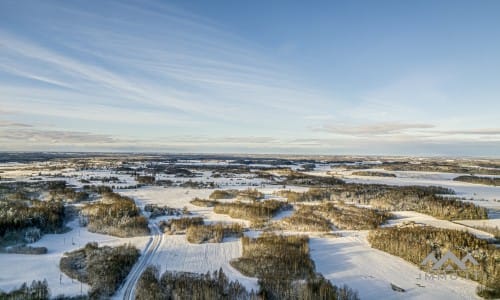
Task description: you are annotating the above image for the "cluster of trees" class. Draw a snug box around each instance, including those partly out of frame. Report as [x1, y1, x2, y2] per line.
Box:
[209, 188, 263, 201]
[279, 202, 391, 231]
[190, 197, 218, 207]
[80, 192, 149, 237]
[231, 234, 314, 280]
[279, 185, 487, 220]
[0, 280, 49, 300]
[144, 204, 185, 219]
[0, 199, 65, 245]
[186, 223, 243, 244]
[135, 175, 155, 184]
[344, 161, 500, 175]
[231, 233, 359, 300]
[213, 200, 289, 222]
[135, 266, 254, 300]
[159, 217, 204, 234]
[351, 171, 396, 177]
[60, 242, 139, 298]
[48, 181, 89, 202]
[453, 175, 500, 186]
[369, 191, 488, 220]
[368, 226, 499, 298]
[278, 206, 332, 232]
[278, 171, 345, 187]
[275, 188, 333, 203]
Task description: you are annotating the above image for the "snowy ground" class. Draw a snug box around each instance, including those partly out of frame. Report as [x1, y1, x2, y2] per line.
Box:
[1, 161, 498, 299]
[384, 211, 495, 240]
[326, 168, 500, 210]
[310, 231, 480, 300]
[0, 219, 149, 297]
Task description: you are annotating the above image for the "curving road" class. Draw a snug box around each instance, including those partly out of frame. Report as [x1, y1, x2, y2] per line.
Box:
[121, 223, 163, 300]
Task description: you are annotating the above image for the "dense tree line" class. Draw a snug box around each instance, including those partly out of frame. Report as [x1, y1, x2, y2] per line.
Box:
[453, 175, 500, 186]
[368, 226, 499, 298]
[60, 242, 139, 298]
[343, 161, 500, 175]
[213, 200, 289, 223]
[351, 171, 396, 177]
[144, 204, 184, 219]
[80, 192, 149, 237]
[135, 266, 255, 300]
[231, 233, 359, 300]
[190, 197, 218, 207]
[48, 181, 89, 202]
[186, 223, 243, 243]
[0, 280, 49, 300]
[279, 202, 391, 231]
[278, 171, 345, 187]
[209, 189, 264, 201]
[0, 199, 65, 245]
[278, 185, 487, 220]
[135, 175, 155, 184]
[159, 217, 204, 234]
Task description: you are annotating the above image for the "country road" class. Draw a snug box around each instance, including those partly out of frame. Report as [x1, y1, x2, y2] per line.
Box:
[120, 223, 163, 300]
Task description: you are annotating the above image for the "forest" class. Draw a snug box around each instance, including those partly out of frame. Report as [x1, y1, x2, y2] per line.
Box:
[135, 266, 254, 300]
[453, 175, 500, 186]
[159, 217, 204, 234]
[213, 200, 289, 223]
[60, 242, 139, 298]
[277, 185, 487, 220]
[368, 226, 500, 298]
[186, 223, 243, 243]
[209, 188, 264, 201]
[278, 202, 391, 231]
[351, 171, 396, 177]
[80, 191, 149, 237]
[0, 280, 50, 300]
[231, 233, 359, 299]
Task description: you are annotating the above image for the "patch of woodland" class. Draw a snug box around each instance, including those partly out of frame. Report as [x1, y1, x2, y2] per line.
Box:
[213, 200, 290, 223]
[0, 198, 65, 247]
[143, 204, 186, 219]
[135, 266, 255, 300]
[159, 217, 204, 234]
[209, 188, 264, 201]
[278, 202, 391, 231]
[368, 226, 499, 298]
[0, 280, 50, 300]
[453, 175, 500, 186]
[80, 191, 149, 237]
[344, 161, 500, 175]
[186, 223, 243, 244]
[59, 242, 139, 299]
[277, 185, 488, 220]
[190, 197, 218, 207]
[278, 171, 345, 187]
[231, 233, 359, 300]
[351, 171, 396, 177]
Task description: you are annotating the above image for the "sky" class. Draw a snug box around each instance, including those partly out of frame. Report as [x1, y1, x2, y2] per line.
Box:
[0, 0, 499, 156]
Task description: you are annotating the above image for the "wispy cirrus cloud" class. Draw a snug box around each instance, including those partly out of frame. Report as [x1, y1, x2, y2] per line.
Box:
[315, 122, 435, 136]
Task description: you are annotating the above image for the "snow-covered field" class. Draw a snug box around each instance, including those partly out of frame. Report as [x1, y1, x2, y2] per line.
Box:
[310, 231, 480, 300]
[0, 219, 149, 297]
[385, 211, 495, 240]
[1, 160, 498, 299]
[326, 168, 500, 210]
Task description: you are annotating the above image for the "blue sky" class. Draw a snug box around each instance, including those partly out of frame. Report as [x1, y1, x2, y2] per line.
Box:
[0, 0, 499, 156]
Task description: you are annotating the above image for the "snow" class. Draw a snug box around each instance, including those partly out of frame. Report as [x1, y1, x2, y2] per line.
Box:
[141, 235, 258, 292]
[310, 231, 480, 300]
[0, 219, 149, 297]
[384, 211, 495, 240]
